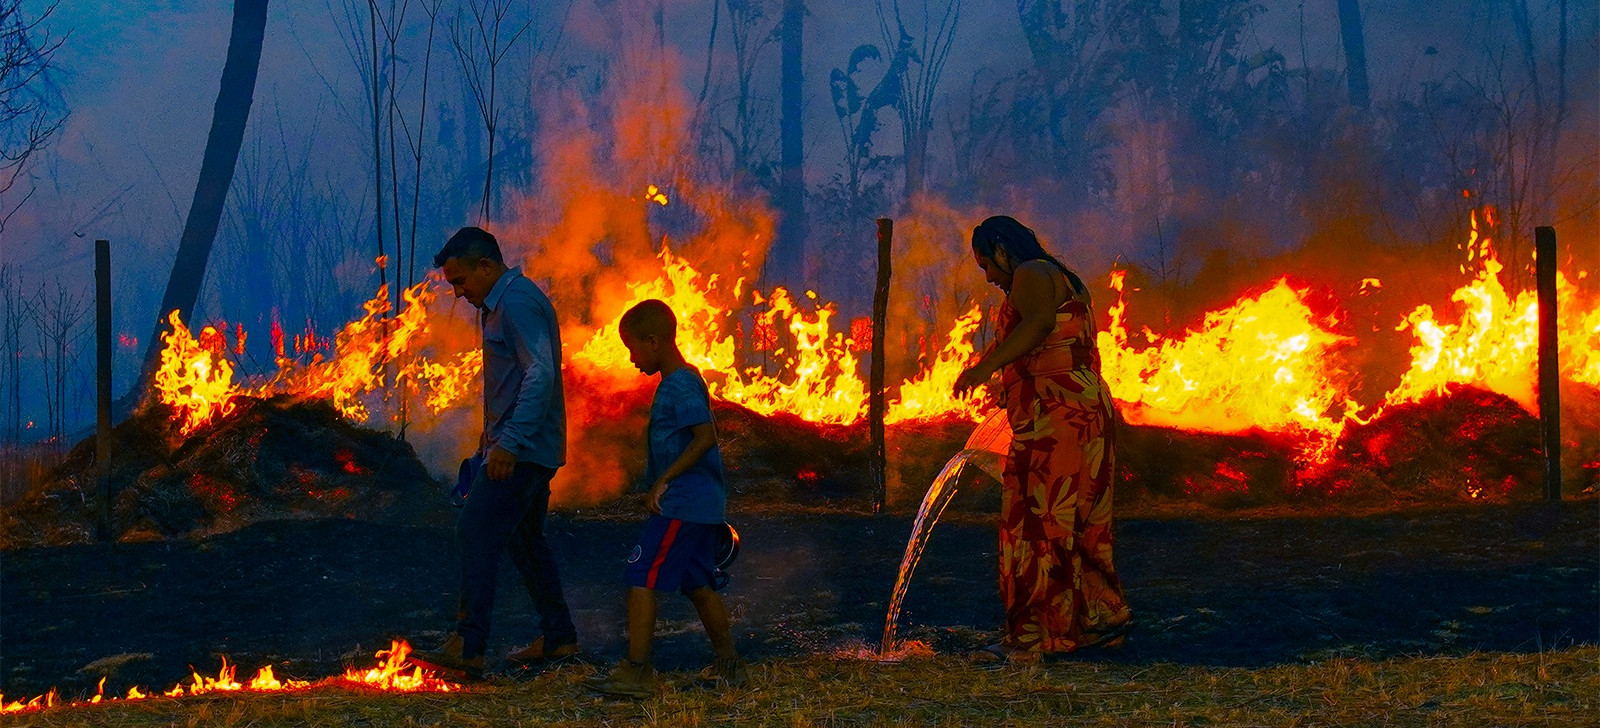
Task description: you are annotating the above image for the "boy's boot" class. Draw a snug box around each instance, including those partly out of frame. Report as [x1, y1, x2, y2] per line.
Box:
[584, 659, 659, 698]
[698, 655, 750, 688]
[409, 632, 485, 681]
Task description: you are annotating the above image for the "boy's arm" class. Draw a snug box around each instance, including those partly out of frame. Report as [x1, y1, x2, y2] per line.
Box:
[647, 422, 718, 514]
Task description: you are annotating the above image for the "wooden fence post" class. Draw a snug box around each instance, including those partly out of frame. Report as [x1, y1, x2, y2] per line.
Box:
[1535, 226, 1561, 502]
[95, 239, 113, 541]
[870, 219, 893, 514]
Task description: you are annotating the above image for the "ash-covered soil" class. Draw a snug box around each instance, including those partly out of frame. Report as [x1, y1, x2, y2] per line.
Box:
[0, 500, 1594, 698]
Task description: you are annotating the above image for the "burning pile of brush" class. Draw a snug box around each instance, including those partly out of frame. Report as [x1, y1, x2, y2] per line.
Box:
[8, 206, 1598, 545]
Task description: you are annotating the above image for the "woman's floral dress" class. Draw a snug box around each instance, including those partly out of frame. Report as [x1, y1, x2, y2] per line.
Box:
[994, 292, 1129, 653]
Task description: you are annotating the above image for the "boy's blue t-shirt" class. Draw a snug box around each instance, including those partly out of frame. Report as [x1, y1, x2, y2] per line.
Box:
[646, 366, 727, 524]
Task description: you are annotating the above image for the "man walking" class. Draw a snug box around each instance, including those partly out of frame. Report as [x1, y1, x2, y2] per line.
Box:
[411, 226, 579, 679]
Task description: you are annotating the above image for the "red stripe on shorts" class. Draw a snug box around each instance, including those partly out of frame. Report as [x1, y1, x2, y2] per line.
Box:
[645, 519, 683, 590]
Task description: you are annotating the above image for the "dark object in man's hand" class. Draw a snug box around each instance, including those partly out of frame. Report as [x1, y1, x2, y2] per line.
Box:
[452, 453, 483, 507]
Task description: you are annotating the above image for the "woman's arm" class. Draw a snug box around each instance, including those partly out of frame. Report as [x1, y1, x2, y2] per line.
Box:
[955, 262, 1062, 395]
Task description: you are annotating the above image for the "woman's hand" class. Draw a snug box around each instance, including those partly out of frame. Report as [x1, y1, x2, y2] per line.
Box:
[954, 363, 992, 398]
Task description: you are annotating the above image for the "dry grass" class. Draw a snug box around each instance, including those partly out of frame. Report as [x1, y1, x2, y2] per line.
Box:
[4, 646, 1593, 727]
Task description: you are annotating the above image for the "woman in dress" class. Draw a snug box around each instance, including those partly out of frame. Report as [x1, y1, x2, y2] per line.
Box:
[954, 215, 1131, 663]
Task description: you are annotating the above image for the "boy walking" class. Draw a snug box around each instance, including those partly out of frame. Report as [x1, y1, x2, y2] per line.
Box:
[585, 299, 749, 697]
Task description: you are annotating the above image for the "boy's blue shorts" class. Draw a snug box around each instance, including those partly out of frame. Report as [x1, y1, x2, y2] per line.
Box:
[625, 515, 724, 593]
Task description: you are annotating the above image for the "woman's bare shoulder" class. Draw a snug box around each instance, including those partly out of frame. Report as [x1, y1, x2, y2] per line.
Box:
[1014, 260, 1071, 303]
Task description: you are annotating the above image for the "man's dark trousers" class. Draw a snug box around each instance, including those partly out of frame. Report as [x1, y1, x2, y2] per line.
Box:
[456, 461, 577, 659]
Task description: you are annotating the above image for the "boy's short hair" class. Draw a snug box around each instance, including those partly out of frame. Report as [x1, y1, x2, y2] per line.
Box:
[434, 226, 505, 268]
[620, 299, 676, 341]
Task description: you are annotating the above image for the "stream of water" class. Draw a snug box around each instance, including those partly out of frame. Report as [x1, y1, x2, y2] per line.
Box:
[878, 410, 1012, 655]
[879, 449, 974, 653]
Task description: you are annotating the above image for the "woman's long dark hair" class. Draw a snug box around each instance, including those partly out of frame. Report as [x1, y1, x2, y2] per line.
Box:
[971, 215, 1088, 297]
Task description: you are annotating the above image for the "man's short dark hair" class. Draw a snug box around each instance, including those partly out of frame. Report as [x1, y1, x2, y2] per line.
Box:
[434, 226, 505, 268]
[620, 299, 677, 340]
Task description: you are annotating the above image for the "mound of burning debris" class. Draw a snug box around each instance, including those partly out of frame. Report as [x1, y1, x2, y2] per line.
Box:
[6, 385, 1592, 548]
[715, 384, 1597, 515]
[1, 396, 447, 549]
[1122, 384, 1596, 512]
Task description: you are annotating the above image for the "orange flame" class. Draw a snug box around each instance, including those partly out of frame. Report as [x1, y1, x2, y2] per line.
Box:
[253, 282, 435, 422]
[886, 303, 988, 423]
[1098, 272, 1358, 450]
[1386, 210, 1600, 408]
[152, 310, 239, 435]
[571, 244, 742, 381]
[0, 640, 452, 715]
[716, 287, 868, 424]
[569, 245, 872, 424]
[340, 639, 457, 692]
[152, 269, 483, 430]
[147, 206, 1596, 462]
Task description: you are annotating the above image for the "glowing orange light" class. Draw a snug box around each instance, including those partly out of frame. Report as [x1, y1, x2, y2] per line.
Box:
[0, 641, 452, 715]
[152, 310, 239, 436]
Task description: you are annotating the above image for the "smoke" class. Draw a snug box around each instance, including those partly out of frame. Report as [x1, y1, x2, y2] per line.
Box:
[492, 1, 777, 506]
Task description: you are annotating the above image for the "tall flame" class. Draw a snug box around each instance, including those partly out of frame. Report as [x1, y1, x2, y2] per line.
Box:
[886, 303, 988, 423]
[253, 282, 437, 422]
[152, 310, 239, 435]
[152, 272, 481, 433]
[716, 287, 868, 424]
[571, 244, 742, 379]
[1387, 209, 1600, 409]
[1099, 272, 1357, 443]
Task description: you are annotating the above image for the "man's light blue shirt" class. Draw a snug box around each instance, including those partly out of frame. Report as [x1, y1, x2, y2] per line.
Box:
[481, 268, 566, 469]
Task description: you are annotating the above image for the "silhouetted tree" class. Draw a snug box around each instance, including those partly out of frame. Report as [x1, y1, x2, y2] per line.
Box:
[1337, 0, 1370, 109]
[131, 0, 269, 409]
[876, 0, 961, 204]
[774, 0, 807, 280]
[0, 0, 65, 234]
[450, 0, 530, 222]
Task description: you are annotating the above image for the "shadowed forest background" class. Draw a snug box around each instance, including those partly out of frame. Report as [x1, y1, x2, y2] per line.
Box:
[0, 0, 1595, 486]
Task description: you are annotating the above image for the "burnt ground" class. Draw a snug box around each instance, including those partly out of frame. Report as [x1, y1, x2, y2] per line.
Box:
[0, 499, 1595, 699]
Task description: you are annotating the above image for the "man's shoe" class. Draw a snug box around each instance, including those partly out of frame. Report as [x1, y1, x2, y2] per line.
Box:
[408, 633, 485, 681]
[697, 655, 750, 688]
[504, 636, 580, 667]
[583, 659, 658, 698]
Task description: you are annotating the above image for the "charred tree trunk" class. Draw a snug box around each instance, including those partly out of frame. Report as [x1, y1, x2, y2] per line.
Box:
[129, 0, 269, 410]
[1337, 0, 1371, 109]
[774, 0, 807, 284]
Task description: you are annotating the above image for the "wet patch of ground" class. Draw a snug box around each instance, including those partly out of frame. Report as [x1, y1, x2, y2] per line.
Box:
[1, 499, 1594, 698]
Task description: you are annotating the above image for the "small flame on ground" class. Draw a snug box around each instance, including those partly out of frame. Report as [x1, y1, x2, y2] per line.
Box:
[0, 640, 453, 715]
